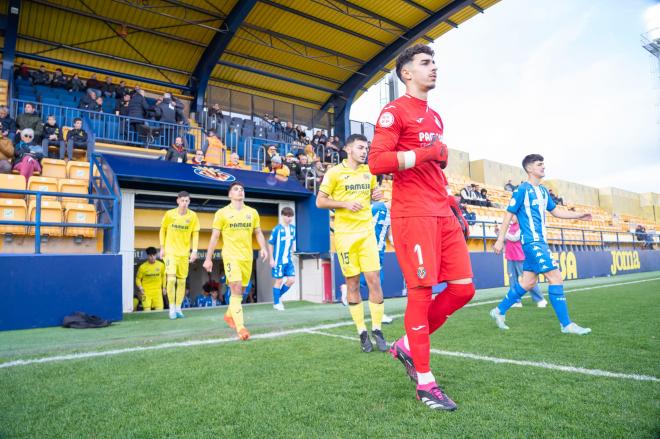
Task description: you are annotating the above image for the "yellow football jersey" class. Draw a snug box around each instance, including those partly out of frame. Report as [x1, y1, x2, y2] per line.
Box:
[319, 161, 377, 233]
[135, 260, 166, 291]
[212, 204, 261, 260]
[160, 208, 200, 256]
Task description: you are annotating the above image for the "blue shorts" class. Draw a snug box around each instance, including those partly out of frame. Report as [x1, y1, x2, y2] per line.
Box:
[522, 242, 558, 274]
[272, 261, 296, 279]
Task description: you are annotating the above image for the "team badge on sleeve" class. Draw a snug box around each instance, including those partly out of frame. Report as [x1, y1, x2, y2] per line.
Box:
[417, 267, 427, 279]
[378, 112, 394, 128]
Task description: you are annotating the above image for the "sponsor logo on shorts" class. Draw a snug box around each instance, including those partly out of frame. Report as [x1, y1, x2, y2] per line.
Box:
[417, 267, 426, 279]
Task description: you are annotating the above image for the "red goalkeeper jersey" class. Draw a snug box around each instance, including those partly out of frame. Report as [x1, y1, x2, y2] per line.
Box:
[369, 93, 452, 219]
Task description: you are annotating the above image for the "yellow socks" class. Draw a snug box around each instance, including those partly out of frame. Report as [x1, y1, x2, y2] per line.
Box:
[348, 302, 367, 334]
[166, 276, 176, 308]
[175, 278, 186, 308]
[229, 294, 245, 330]
[369, 301, 384, 331]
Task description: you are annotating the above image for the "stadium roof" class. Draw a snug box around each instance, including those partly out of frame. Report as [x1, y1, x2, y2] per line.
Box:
[4, 0, 500, 111]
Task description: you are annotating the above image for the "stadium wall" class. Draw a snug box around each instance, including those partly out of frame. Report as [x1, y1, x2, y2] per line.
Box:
[0, 254, 123, 331]
[599, 187, 644, 219]
[469, 159, 527, 188]
[545, 179, 600, 207]
[640, 192, 660, 223]
[332, 249, 660, 299]
[444, 148, 471, 178]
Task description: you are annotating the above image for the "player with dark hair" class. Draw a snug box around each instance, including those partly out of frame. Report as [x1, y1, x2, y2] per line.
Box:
[135, 246, 166, 311]
[203, 182, 268, 340]
[369, 43, 475, 411]
[317, 133, 388, 353]
[268, 206, 296, 311]
[160, 191, 199, 320]
[491, 154, 592, 334]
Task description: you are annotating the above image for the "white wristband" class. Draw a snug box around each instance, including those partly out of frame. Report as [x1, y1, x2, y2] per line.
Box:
[403, 150, 416, 170]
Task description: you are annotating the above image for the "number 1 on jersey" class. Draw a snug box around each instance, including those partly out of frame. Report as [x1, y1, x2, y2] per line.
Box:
[413, 244, 424, 265]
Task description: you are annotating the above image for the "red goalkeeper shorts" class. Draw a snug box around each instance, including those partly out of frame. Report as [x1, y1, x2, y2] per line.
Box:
[391, 215, 473, 289]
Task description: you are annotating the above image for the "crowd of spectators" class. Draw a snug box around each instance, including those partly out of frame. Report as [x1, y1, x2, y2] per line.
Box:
[460, 183, 493, 207]
[635, 225, 656, 250]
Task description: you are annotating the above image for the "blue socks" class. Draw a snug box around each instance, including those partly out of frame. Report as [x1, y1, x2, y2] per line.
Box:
[498, 283, 527, 314]
[273, 286, 281, 305]
[280, 284, 290, 296]
[548, 284, 571, 326]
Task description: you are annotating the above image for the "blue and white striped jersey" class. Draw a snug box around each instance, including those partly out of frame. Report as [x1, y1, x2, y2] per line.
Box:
[269, 223, 296, 265]
[506, 182, 556, 245]
[372, 202, 391, 253]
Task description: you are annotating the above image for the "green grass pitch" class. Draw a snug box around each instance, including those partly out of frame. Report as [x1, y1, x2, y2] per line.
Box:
[0, 272, 658, 438]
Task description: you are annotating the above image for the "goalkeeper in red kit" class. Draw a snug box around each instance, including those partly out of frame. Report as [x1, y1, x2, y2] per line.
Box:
[368, 44, 475, 411]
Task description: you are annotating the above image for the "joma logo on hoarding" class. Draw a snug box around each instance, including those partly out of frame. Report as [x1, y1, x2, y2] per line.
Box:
[610, 251, 640, 275]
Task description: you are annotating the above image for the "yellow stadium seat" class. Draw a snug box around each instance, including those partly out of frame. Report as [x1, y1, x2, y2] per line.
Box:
[58, 179, 88, 204]
[28, 200, 63, 237]
[0, 198, 27, 235]
[64, 202, 97, 238]
[0, 174, 26, 198]
[27, 176, 58, 202]
[66, 161, 90, 182]
[40, 158, 67, 179]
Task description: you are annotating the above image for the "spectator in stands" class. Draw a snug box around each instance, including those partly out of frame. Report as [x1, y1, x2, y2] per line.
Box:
[338, 143, 348, 161]
[41, 115, 64, 158]
[480, 188, 493, 208]
[208, 103, 223, 120]
[285, 153, 300, 177]
[323, 140, 339, 163]
[155, 92, 184, 146]
[14, 62, 30, 82]
[13, 128, 43, 184]
[69, 73, 84, 92]
[191, 149, 206, 165]
[64, 118, 88, 161]
[114, 80, 128, 99]
[313, 159, 325, 187]
[297, 154, 313, 185]
[15, 103, 43, 141]
[0, 130, 14, 173]
[271, 116, 283, 133]
[85, 73, 103, 97]
[128, 88, 150, 125]
[333, 135, 342, 147]
[93, 97, 105, 114]
[635, 225, 655, 250]
[265, 144, 278, 168]
[101, 76, 116, 98]
[504, 179, 515, 192]
[50, 68, 68, 89]
[210, 289, 222, 307]
[0, 106, 16, 143]
[459, 200, 476, 225]
[202, 129, 225, 165]
[264, 155, 290, 179]
[223, 152, 241, 169]
[294, 124, 305, 141]
[548, 189, 564, 206]
[284, 121, 295, 138]
[304, 144, 317, 162]
[116, 93, 131, 116]
[31, 65, 50, 86]
[460, 183, 481, 206]
[181, 287, 192, 309]
[165, 136, 188, 163]
[78, 89, 97, 110]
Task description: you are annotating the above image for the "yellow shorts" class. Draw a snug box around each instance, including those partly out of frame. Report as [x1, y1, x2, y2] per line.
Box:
[334, 231, 381, 277]
[142, 288, 164, 311]
[164, 255, 189, 279]
[224, 259, 253, 287]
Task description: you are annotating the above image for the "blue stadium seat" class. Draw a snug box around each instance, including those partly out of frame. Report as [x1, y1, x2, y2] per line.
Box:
[60, 98, 76, 108]
[70, 91, 84, 102]
[41, 97, 60, 105]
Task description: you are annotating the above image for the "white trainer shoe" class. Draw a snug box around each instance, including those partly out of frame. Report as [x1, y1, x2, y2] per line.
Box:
[489, 308, 509, 330]
[168, 309, 177, 320]
[537, 299, 548, 308]
[511, 302, 523, 308]
[382, 314, 394, 324]
[561, 322, 591, 335]
[273, 303, 285, 311]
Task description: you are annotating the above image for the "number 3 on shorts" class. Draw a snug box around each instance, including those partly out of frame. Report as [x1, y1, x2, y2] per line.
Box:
[413, 243, 424, 265]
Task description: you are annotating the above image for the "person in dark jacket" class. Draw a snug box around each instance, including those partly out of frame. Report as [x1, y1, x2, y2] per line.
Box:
[115, 80, 129, 100]
[41, 115, 64, 158]
[85, 73, 103, 97]
[78, 89, 98, 111]
[15, 103, 43, 141]
[164, 136, 188, 163]
[155, 93, 184, 146]
[50, 69, 68, 89]
[0, 106, 16, 143]
[128, 89, 150, 120]
[64, 118, 89, 161]
[30, 65, 50, 86]
[14, 62, 30, 81]
[101, 76, 116, 98]
[13, 128, 43, 184]
[69, 73, 84, 92]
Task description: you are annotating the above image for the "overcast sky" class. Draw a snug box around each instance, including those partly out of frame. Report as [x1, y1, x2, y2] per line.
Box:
[351, 0, 660, 194]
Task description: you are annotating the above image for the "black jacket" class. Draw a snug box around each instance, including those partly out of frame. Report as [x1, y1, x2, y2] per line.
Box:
[66, 128, 88, 147]
[0, 115, 16, 134]
[43, 123, 63, 141]
[31, 70, 50, 85]
[154, 98, 183, 124]
[128, 94, 151, 120]
[51, 74, 68, 89]
[165, 146, 187, 163]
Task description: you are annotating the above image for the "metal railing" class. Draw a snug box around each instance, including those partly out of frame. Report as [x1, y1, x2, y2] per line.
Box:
[467, 220, 659, 252]
[0, 189, 119, 254]
[11, 98, 205, 152]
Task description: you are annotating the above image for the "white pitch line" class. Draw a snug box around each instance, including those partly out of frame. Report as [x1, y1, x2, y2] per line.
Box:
[307, 330, 659, 383]
[1, 277, 658, 370]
